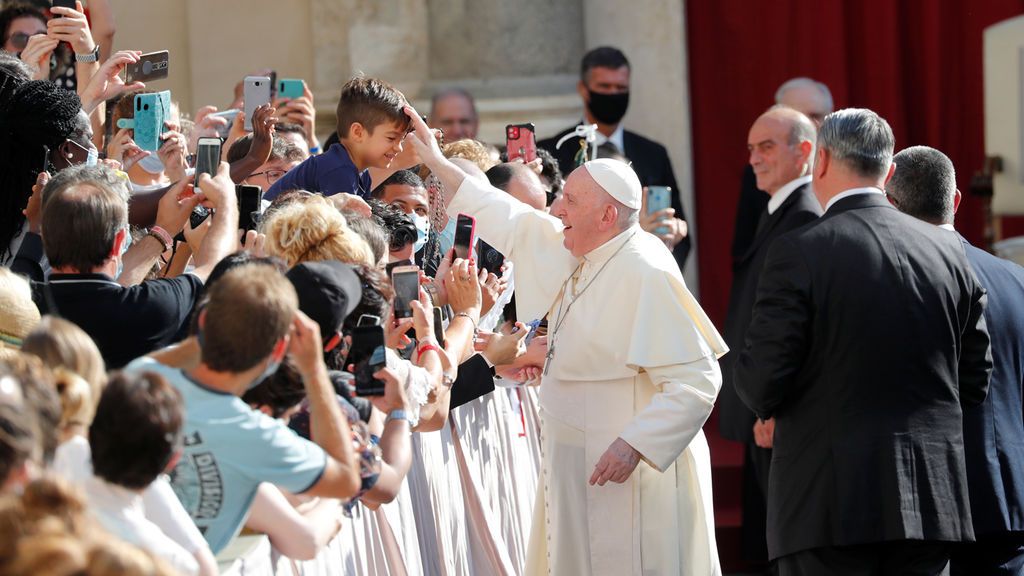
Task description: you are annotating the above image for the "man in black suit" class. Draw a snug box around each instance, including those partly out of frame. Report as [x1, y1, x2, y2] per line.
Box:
[886, 145, 1024, 576]
[538, 46, 690, 269]
[734, 108, 992, 575]
[719, 106, 822, 567]
[732, 78, 833, 261]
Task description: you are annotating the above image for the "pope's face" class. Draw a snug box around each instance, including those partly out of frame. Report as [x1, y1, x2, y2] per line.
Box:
[554, 170, 606, 257]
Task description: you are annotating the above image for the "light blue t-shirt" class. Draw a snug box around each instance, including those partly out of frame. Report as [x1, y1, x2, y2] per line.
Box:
[125, 357, 327, 553]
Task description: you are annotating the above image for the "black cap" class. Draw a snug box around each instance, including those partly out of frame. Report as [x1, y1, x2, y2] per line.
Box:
[286, 260, 362, 343]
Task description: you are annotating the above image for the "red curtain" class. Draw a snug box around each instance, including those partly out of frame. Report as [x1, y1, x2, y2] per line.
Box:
[687, 0, 1024, 326]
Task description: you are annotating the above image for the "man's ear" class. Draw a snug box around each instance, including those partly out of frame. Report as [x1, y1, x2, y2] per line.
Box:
[576, 80, 590, 103]
[814, 147, 829, 180]
[953, 188, 962, 215]
[109, 227, 127, 259]
[271, 336, 289, 362]
[197, 307, 208, 331]
[883, 162, 897, 186]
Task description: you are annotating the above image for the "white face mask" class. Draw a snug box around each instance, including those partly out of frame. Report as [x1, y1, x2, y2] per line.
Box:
[137, 153, 165, 175]
[437, 216, 456, 256]
[413, 214, 430, 252]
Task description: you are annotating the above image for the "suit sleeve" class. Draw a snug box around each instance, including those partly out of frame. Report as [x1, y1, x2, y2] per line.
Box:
[448, 354, 496, 409]
[959, 282, 992, 407]
[733, 235, 812, 419]
[659, 150, 692, 270]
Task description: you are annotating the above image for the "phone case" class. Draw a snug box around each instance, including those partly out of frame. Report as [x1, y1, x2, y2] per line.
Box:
[125, 51, 169, 84]
[51, 0, 76, 12]
[506, 123, 537, 162]
[647, 186, 673, 236]
[116, 91, 171, 152]
[244, 76, 272, 131]
[236, 185, 263, 232]
[278, 79, 304, 99]
[453, 213, 477, 261]
[391, 266, 420, 319]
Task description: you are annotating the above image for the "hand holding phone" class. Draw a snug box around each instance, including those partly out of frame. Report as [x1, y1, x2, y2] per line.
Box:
[349, 326, 387, 396]
[243, 76, 272, 131]
[124, 50, 169, 84]
[452, 213, 477, 261]
[391, 265, 421, 319]
[645, 186, 673, 236]
[278, 78, 305, 99]
[506, 123, 537, 163]
[236, 184, 263, 233]
[116, 91, 172, 152]
[194, 137, 222, 192]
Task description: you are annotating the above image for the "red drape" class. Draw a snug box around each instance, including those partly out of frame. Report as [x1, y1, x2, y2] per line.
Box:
[686, 0, 1024, 327]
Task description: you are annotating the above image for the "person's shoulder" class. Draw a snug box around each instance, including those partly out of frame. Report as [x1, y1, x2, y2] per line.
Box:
[623, 129, 668, 154]
[965, 238, 1024, 281]
[123, 356, 185, 386]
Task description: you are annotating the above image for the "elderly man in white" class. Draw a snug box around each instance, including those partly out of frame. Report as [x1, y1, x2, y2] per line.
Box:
[404, 107, 726, 576]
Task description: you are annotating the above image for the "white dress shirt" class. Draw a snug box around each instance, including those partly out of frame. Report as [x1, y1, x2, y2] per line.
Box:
[767, 175, 813, 215]
[825, 186, 885, 212]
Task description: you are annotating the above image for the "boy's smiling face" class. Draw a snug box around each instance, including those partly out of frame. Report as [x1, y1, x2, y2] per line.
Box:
[350, 120, 407, 170]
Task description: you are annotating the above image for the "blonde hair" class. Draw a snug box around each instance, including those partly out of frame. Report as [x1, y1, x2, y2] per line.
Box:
[21, 316, 107, 409]
[52, 369, 93, 439]
[261, 194, 375, 267]
[0, 268, 40, 349]
[442, 139, 499, 172]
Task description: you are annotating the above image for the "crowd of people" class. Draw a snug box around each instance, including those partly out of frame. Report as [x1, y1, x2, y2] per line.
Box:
[1, 3, 1022, 576]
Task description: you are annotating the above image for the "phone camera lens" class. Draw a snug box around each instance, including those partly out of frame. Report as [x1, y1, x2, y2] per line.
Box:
[255, 82, 261, 87]
[143, 104, 150, 110]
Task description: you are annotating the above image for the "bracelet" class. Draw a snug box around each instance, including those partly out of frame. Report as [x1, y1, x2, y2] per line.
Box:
[454, 312, 478, 334]
[147, 226, 173, 252]
[75, 45, 100, 63]
[386, 409, 413, 425]
[416, 342, 441, 363]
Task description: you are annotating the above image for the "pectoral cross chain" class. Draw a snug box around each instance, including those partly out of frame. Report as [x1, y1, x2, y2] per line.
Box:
[543, 343, 555, 376]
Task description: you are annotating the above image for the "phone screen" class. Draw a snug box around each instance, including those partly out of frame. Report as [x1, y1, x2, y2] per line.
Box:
[453, 214, 476, 260]
[236, 185, 262, 232]
[194, 138, 221, 191]
[392, 269, 420, 319]
[349, 326, 386, 396]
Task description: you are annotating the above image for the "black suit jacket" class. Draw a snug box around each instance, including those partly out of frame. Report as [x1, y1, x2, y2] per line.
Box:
[734, 193, 992, 559]
[959, 235, 1024, 537]
[449, 353, 496, 410]
[718, 183, 821, 443]
[732, 164, 770, 261]
[539, 126, 691, 269]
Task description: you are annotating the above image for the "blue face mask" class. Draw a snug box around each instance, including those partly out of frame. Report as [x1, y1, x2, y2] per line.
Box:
[114, 227, 131, 279]
[137, 153, 165, 175]
[437, 216, 456, 256]
[413, 214, 430, 253]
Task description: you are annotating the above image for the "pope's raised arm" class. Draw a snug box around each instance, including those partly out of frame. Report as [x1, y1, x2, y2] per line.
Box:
[404, 106, 577, 320]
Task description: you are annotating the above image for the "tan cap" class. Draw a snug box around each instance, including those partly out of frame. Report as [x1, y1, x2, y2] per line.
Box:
[583, 158, 642, 209]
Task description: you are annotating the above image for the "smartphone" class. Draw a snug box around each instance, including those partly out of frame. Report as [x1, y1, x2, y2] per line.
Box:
[236, 184, 262, 233]
[125, 50, 169, 84]
[116, 91, 171, 152]
[522, 319, 542, 346]
[385, 259, 413, 276]
[194, 137, 222, 191]
[243, 76, 272, 131]
[357, 314, 381, 327]
[452, 213, 477, 261]
[50, 0, 75, 15]
[278, 78, 304, 99]
[432, 307, 445, 346]
[506, 123, 537, 163]
[391, 265, 420, 320]
[209, 109, 239, 138]
[646, 186, 673, 236]
[348, 326, 387, 396]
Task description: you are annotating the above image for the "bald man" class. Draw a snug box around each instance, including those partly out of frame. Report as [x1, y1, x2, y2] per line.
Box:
[720, 106, 822, 565]
[733, 77, 834, 260]
[428, 88, 479, 143]
[485, 162, 548, 211]
[405, 107, 727, 576]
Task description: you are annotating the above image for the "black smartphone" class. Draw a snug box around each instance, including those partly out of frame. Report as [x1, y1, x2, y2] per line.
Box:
[50, 0, 76, 15]
[391, 265, 420, 320]
[452, 213, 476, 261]
[357, 314, 381, 327]
[432, 307, 445, 346]
[236, 184, 262, 233]
[125, 50, 170, 84]
[348, 325, 387, 396]
[194, 137, 221, 192]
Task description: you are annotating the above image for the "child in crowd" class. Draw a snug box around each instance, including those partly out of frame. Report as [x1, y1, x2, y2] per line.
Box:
[264, 76, 411, 201]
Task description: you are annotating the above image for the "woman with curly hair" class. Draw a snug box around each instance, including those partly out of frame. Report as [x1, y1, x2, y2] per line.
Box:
[260, 193, 376, 267]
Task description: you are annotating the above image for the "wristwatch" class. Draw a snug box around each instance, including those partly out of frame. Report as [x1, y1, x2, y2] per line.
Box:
[386, 409, 413, 425]
[75, 45, 100, 63]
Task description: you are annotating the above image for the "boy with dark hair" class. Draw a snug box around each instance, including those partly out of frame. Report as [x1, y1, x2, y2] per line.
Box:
[264, 76, 410, 201]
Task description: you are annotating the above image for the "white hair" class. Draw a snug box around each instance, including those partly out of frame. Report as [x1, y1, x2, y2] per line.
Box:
[775, 77, 834, 112]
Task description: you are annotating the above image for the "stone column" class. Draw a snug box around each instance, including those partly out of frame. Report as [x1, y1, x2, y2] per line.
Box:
[582, 0, 699, 290]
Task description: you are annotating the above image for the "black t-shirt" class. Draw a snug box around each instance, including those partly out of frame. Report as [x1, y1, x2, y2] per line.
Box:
[31, 273, 203, 369]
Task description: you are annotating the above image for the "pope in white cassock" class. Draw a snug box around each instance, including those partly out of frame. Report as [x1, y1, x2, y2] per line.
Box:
[404, 108, 727, 576]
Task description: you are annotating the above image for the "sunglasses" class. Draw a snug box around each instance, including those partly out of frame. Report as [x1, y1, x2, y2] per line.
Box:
[7, 31, 44, 52]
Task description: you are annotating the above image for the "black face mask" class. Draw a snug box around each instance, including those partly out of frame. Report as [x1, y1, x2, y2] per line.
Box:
[586, 89, 630, 125]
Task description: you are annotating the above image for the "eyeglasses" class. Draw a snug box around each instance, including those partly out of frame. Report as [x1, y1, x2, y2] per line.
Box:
[6, 31, 44, 52]
[247, 169, 287, 184]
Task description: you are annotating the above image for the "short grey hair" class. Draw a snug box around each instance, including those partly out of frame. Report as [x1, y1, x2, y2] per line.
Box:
[41, 164, 132, 211]
[613, 199, 639, 230]
[816, 108, 894, 180]
[768, 104, 817, 151]
[775, 77, 834, 112]
[886, 146, 957, 225]
[429, 87, 478, 120]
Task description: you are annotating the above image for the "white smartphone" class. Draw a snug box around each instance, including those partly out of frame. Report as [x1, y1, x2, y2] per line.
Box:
[243, 76, 272, 132]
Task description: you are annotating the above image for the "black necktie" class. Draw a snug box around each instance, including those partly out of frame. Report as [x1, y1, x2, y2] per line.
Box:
[754, 209, 769, 238]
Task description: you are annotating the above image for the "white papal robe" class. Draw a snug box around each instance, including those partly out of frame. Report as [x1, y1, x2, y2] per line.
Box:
[447, 176, 728, 576]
